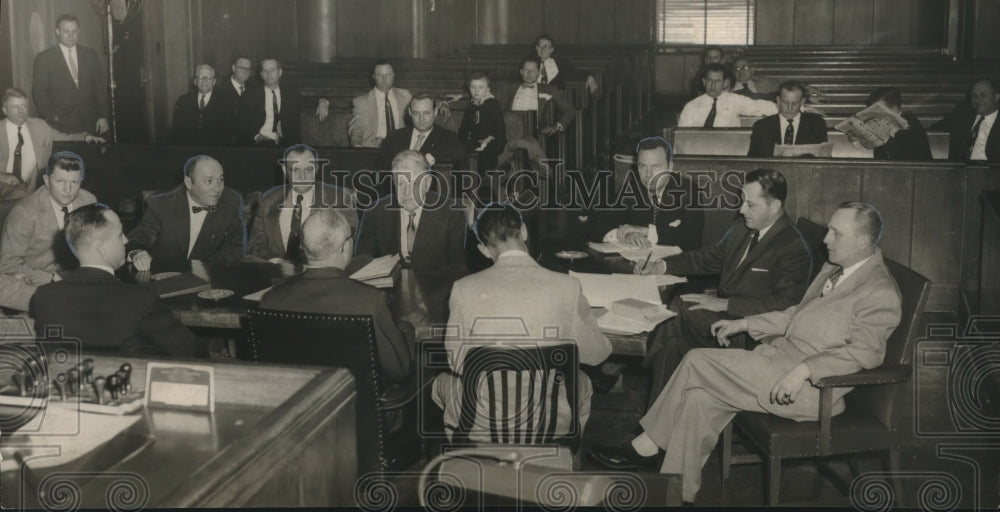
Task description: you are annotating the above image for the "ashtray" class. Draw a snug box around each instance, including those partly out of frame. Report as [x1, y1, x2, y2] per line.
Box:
[197, 289, 234, 300]
[555, 250, 588, 260]
[150, 272, 181, 281]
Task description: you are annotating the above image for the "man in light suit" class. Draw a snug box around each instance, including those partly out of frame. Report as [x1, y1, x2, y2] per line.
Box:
[31, 204, 203, 357]
[1, 88, 103, 199]
[432, 202, 612, 441]
[356, 150, 467, 273]
[236, 58, 301, 146]
[259, 208, 413, 386]
[376, 95, 467, 171]
[31, 14, 110, 135]
[635, 168, 812, 406]
[748, 81, 828, 157]
[590, 202, 902, 506]
[126, 155, 245, 267]
[0, 151, 97, 311]
[248, 144, 358, 262]
[343, 61, 412, 148]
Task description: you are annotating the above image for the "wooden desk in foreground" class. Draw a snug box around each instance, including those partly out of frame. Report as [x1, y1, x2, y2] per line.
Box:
[0, 354, 356, 508]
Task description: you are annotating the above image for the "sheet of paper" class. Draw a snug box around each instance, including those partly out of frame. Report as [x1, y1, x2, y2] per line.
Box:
[569, 271, 661, 308]
[243, 286, 272, 301]
[618, 245, 682, 262]
[350, 254, 400, 281]
[611, 273, 687, 287]
[773, 142, 834, 158]
[593, 308, 665, 335]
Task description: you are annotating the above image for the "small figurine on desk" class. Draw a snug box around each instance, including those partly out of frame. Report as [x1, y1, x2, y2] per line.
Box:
[91, 376, 106, 405]
[52, 373, 68, 400]
[116, 364, 132, 394]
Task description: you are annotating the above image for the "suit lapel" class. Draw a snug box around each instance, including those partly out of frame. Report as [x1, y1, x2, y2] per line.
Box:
[265, 193, 284, 254]
[174, 190, 192, 256]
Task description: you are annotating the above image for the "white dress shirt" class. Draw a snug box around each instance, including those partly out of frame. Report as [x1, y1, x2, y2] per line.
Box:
[187, 192, 209, 258]
[59, 43, 79, 87]
[198, 91, 213, 109]
[823, 254, 874, 295]
[677, 91, 777, 128]
[374, 88, 402, 139]
[49, 196, 75, 230]
[258, 86, 281, 140]
[511, 84, 540, 112]
[970, 110, 998, 161]
[5, 119, 36, 177]
[278, 187, 315, 248]
[399, 206, 423, 259]
[409, 127, 433, 150]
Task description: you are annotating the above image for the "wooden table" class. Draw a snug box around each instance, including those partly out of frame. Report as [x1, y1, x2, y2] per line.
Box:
[0, 354, 357, 507]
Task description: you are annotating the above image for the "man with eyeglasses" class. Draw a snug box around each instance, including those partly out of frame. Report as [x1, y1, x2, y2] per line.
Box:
[533, 34, 598, 94]
[216, 56, 253, 121]
[248, 144, 358, 262]
[259, 207, 414, 387]
[169, 64, 237, 145]
[730, 58, 780, 101]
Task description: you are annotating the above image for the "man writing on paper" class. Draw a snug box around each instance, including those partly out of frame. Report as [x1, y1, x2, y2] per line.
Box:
[590, 202, 900, 506]
[635, 168, 812, 406]
[589, 137, 703, 251]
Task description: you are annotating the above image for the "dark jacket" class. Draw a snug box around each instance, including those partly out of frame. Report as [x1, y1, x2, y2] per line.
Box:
[169, 88, 237, 145]
[31, 44, 110, 134]
[376, 126, 469, 171]
[247, 184, 358, 260]
[589, 172, 704, 251]
[356, 192, 468, 273]
[874, 111, 932, 161]
[931, 101, 1000, 162]
[748, 113, 829, 157]
[127, 186, 246, 262]
[236, 84, 302, 145]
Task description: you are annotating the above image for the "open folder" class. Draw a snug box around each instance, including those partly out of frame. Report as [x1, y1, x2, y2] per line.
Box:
[568, 271, 661, 308]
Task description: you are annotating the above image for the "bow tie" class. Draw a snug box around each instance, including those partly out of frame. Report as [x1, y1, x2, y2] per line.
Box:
[192, 205, 216, 214]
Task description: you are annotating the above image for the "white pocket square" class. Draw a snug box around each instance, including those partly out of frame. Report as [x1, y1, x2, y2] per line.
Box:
[539, 93, 552, 100]
[750, 267, 769, 272]
[668, 219, 681, 228]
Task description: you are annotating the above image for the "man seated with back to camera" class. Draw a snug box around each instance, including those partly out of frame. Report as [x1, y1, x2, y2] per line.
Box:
[589, 137, 703, 251]
[31, 203, 204, 357]
[634, 168, 812, 407]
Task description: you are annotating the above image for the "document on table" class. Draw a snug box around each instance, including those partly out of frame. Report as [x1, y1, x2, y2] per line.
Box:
[569, 271, 661, 308]
[593, 306, 677, 335]
[611, 273, 687, 287]
[618, 245, 682, 262]
[243, 286, 272, 301]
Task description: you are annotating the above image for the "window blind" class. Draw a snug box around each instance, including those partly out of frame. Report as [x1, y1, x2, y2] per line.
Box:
[656, 0, 755, 45]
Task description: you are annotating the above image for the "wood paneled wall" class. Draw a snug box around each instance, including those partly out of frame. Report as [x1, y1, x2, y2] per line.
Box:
[756, 0, 948, 46]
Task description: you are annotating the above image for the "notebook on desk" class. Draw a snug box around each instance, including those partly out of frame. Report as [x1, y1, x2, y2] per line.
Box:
[349, 254, 401, 289]
[150, 273, 210, 298]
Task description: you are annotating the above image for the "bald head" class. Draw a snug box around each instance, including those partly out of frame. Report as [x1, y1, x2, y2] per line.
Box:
[302, 208, 353, 267]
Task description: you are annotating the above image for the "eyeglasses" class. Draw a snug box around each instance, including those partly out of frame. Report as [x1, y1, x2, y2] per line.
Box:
[735, 65, 751, 71]
[535, 44, 553, 49]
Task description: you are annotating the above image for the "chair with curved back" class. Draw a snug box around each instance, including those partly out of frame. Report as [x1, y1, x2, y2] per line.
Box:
[244, 308, 421, 477]
[720, 257, 932, 505]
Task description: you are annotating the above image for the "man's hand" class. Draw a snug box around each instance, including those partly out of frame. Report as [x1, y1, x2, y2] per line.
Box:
[769, 363, 811, 405]
[96, 118, 110, 134]
[585, 75, 599, 95]
[540, 126, 557, 136]
[621, 231, 651, 249]
[681, 293, 729, 313]
[129, 250, 152, 272]
[315, 98, 330, 121]
[710, 318, 748, 347]
[0, 173, 20, 185]
[444, 93, 464, 103]
[633, 258, 666, 275]
[268, 257, 287, 264]
[254, 133, 277, 145]
[435, 101, 452, 122]
[83, 134, 105, 143]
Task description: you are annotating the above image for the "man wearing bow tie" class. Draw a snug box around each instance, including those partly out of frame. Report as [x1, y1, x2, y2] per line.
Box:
[635, 168, 811, 406]
[31, 14, 110, 135]
[510, 55, 575, 137]
[127, 155, 246, 268]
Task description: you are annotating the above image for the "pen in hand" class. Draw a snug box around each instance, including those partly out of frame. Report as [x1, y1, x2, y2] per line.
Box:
[640, 252, 652, 274]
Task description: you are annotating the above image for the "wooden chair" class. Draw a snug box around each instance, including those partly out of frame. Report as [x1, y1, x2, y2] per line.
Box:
[451, 343, 582, 456]
[720, 258, 932, 505]
[244, 309, 421, 476]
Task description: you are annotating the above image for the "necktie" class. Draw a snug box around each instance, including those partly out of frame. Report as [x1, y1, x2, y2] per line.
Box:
[13, 125, 23, 182]
[965, 115, 984, 160]
[822, 266, 844, 297]
[406, 211, 416, 256]
[540, 62, 549, 85]
[738, 230, 759, 266]
[68, 47, 79, 86]
[414, 133, 426, 150]
[239, 84, 245, 95]
[385, 93, 396, 133]
[286, 193, 304, 258]
[742, 82, 750, 91]
[192, 205, 216, 214]
[199, 94, 207, 111]
[703, 98, 717, 128]
[783, 119, 795, 145]
[61, 206, 69, 228]
[271, 89, 281, 135]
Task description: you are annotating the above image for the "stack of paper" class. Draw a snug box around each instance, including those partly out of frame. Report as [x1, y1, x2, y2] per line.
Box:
[611, 273, 687, 287]
[594, 306, 676, 335]
[619, 245, 682, 262]
[350, 254, 401, 289]
[569, 271, 661, 308]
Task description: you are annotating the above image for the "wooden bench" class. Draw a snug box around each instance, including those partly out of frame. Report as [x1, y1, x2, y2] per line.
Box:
[666, 127, 950, 159]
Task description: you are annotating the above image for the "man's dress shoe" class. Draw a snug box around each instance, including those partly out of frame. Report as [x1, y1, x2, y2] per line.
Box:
[587, 442, 662, 471]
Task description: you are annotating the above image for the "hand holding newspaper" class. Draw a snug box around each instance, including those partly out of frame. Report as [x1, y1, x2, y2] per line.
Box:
[835, 102, 910, 150]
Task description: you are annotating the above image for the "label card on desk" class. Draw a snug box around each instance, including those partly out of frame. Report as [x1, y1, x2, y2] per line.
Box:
[144, 363, 215, 412]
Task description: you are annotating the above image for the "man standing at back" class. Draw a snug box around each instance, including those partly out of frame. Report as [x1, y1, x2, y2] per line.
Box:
[32, 14, 109, 135]
[0, 151, 97, 310]
[432, 203, 612, 441]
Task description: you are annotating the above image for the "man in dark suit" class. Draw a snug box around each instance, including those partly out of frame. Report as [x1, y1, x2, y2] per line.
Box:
[31, 204, 204, 357]
[533, 34, 598, 94]
[589, 137, 704, 251]
[248, 144, 358, 262]
[31, 14, 109, 135]
[635, 168, 812, 405]
[169, 64, 237, 145]
[506, 55, 577, 138]
[932, 78, 1000, 162]
[260, 208, 413, 385]
[357, 150, 467, 273]
[864, 87, 932, 161]
[376, 94, 467, 170]
[748, 81, 828, 157]
[126, 155, 246, 268]
[236, 58, 301, 146]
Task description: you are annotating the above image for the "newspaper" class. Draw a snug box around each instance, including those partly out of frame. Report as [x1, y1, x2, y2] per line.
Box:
[834, 102, 910, 149]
